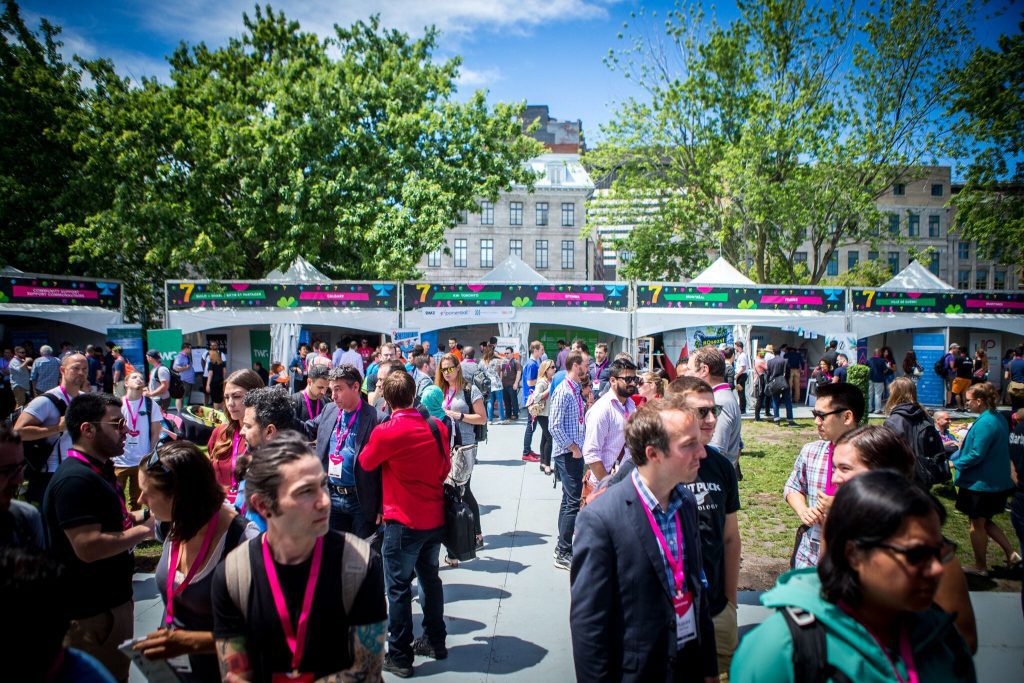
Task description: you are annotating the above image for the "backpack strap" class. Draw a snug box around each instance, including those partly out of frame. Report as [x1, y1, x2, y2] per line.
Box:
[780, 606, 852, 683]
[341, 532, 371, 614]
[46, 392, 68, 464]
[224, 538, 254, 617]
[426, 416, 445, 461]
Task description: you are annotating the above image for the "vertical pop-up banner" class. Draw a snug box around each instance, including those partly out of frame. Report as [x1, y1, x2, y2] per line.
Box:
[250, 330, 272, 370]
[146, 329, 183, 379]
[107, 324, 145, 374]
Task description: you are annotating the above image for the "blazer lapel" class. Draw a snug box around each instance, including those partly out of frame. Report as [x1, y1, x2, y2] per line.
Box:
[626, 494, 674, 602]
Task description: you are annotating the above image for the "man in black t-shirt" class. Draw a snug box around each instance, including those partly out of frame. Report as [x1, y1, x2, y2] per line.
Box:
[820, 340, 839, 372]
[42, 393, 157, 681]
[667, 376, 742, 675]
[213, 433, 386, 681]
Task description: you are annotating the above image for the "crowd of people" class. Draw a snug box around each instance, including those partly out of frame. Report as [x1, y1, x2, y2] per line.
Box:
[1, 332, 1022, 682]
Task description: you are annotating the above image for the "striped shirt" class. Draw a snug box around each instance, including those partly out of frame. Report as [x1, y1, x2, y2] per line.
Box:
[631, 469, 688, 596]
[783, 439, 833, 568]
[549, 376, 586, 455]
[582, 391, 634, 483]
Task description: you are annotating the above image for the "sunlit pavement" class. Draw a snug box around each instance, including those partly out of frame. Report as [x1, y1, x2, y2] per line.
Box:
[131, 418, 1023, 681]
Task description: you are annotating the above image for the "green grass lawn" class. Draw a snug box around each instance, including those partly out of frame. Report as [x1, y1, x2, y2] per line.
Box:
[738, 419, 1019, 591]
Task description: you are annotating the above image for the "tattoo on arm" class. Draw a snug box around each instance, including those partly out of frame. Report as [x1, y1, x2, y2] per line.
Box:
[216, 637, 252, 682]
[316, 621, 386, 683]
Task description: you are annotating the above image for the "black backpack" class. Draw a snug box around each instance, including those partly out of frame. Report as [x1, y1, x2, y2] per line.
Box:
[780, 607, 853, 683]
[17, 394, 67, 472]
[907, 416, 951, 488]
[463, 389, 487, 443]
[933, 357, 947, 377]
[167, 366, 185, 399]
[470, 369, 491, 400]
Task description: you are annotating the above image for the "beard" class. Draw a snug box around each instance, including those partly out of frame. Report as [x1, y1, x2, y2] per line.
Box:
[614, 382, 632, 399]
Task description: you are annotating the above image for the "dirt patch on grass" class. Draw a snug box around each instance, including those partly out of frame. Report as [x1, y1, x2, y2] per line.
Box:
[739, 555, 791, 592]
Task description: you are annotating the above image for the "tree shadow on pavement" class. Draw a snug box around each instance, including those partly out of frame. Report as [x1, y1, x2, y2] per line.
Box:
[478, 504, 501, 515]
[443, 583, 512, 603]
[415, 635, 548, 676]
[483, 530, 550, 550]
[435, 615, 488, 636]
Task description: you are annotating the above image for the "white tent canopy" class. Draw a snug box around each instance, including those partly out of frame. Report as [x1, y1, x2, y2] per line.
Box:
[478, 255, 547, 283]
[880, 260, 954, 291]
[688, 257, 756, 286]
[265, 256, 331, 282]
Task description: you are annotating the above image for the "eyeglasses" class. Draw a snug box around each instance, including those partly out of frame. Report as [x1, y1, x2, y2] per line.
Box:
[863, 537, 958, 567]
[0, 461, 26, 478]
[144, 448, 171, 474]
[811, 408, 847, 420]
[696, 405, 722, 420]
[442, 367, 458, 374]
[91, 418, 127, 430]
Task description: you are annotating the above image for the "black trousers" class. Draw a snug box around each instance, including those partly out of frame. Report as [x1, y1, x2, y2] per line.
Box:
[735, 372, 747, 412]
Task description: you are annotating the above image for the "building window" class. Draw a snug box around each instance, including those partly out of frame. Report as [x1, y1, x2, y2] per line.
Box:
[868, 250, 879, 262]
[827, 252, 839, 276]
[453, 239, 468, 267]
[888, 213, 900, 236]
[957, 242, 970, 260]
[794, 251, 808, 266]
[975, 267, 988, 289]
[456, 210, 468, 225]
[536, 202, 548, 226]
[957, 269, 970, 289]
[480, 239, 493, 268]
[509, 202, 523, 226]
[887, 251, 900, 274]
[480, 201, 494, 226]
[427, 246, 442, 267]
[928, 215, 940, 238]
[893, 183, 905, 196]
[929, 253, 940, 276]
[561, 202, 575, 227]
[908, 214, 919, 237]
[509, 239, 522, 259]
[847, 251, 860, 270]
[931, 183, 943, 197]
[561, 240, 575, 270]
[535, 240, 549, 269]
[994, 270, 1006, 289]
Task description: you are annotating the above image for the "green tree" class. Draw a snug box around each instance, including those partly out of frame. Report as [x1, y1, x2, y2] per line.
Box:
[0, 0, 84, 274]
[60, 6, 541, 323]
[948, 18, 1024, 276]
[591, 0, 977, 284]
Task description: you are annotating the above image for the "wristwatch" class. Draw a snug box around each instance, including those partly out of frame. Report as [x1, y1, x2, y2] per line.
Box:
[141, 508, 151, 522]
[459, 412, 465, 422]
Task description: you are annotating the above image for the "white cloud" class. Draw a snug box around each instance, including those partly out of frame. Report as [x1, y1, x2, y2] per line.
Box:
[455, 66, 502, 88]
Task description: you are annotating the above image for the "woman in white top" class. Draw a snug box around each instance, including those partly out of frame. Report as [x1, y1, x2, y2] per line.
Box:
[531, 360, 556, 475]
[113, 371, 162, 511]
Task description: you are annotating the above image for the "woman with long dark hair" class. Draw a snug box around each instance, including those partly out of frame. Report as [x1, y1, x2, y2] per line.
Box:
[204, 349, 226, 410]
[133, 441, 257, 680]
[531, 360, 556, 475]
[206, 369, 263, 504]
[732, 470, 976, 682]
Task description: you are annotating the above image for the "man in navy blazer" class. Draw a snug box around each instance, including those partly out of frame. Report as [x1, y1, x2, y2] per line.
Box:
[306, 364, 382, 538]
[571, 396, 719, 682]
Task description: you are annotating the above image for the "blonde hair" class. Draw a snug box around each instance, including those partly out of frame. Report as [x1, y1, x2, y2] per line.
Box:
[435, 353, 465, 390]
[966, 382, 999, 412]
[641, 371, 665, 397]
[538, 359, 555, 378]
[884, 377, 925, 415]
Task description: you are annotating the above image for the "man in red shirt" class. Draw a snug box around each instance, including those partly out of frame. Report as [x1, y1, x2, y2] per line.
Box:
[359, 370, 451, 678]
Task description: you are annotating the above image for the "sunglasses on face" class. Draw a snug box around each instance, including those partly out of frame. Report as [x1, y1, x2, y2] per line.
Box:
[442, 367, 458, 374]
[0, 461, 26, 478]
[696, 405, 722, 419]
[811, 408, 846, 420]
[92, 418, 127, 431]
[617, 376, 639, 385]
[864, 537, 957, 567]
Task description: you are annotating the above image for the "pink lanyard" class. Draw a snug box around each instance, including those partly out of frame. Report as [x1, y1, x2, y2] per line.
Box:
[331, 411, 359, 464]
[824, 442, 837, 496]
[67, 449, 133, 530]
[59, 385, 72, 404]
[303, 392, 321, 421]
[631, 477, 686, 596]
[568, 381, 584, 423]
[712, 383, 731, 393]
[262, 535, 323, 675]
[841, 605, 919, 683]
[124, 397, 143, 436]
[613, 399, 632, 419]
[444, 388, 456, 410]
[165, 511, 220, 627]
[230, 432, 244, 492]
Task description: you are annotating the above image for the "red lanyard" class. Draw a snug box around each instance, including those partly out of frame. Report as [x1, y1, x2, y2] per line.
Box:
[568, 380, 584, 424]
[262, 535, 323, 674]
[444, 388, 456, 410]
[165, 511, 220, 627]
[230, 432, 244, 492]
[331, 411, 359, 464]
[124, 397, 143, 436]
[67, 449, 133, 530]
[631, 476, 686, 596]
[303, 392, 321, 421]
[824, 442, 837, 496]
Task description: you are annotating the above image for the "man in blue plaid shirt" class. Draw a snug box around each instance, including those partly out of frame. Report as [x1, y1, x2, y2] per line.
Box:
[549, 351, 590, 570]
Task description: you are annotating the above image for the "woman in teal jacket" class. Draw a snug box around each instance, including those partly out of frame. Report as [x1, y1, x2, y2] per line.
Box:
[731, 470, 975, 683]
[952, 381, 1017, 575]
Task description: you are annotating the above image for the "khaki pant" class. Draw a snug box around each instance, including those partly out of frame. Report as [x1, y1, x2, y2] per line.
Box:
[713, 601, 739, 680]
[788, 368, 802, 402]
[13, 385, 28, 409]
[114, 465, 141, 511]
[64, 600, 134, 682]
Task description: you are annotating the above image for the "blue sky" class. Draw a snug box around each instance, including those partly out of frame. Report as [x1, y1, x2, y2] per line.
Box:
[17, 0, 1021, 143]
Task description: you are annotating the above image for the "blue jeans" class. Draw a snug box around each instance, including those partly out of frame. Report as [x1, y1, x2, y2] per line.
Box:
[772, 387, 794, 422]
[329, 488, 373, 539]
[522, 413, 536, 455]
[487, 391, 505, 421]
[382, 523, 446, 664]
[554, 452, 584, 554]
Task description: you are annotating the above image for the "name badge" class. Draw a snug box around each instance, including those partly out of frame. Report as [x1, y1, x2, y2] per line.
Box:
[272, 673, 313, 683]
[674, 591, 697, 645]
[327, 457, 344, 479]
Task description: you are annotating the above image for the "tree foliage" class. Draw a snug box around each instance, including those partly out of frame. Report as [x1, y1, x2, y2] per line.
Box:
[590, 0, 978, 284]
[948, 17, 1024, 276]
[2, 2, 541, 323]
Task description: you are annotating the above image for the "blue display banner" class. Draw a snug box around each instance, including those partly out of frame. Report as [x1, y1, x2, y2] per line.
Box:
[913, 332, 947, 407]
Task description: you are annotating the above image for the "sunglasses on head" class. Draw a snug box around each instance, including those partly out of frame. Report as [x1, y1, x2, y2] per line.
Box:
[144, 448, 171, 474]
[861, 537, 957, 567]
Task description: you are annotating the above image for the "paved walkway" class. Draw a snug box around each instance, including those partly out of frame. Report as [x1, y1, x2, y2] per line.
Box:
[131, 419, 1023, 681]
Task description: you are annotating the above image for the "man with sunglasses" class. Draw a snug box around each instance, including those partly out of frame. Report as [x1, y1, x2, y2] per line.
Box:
[666, 376, 741, 676]
[784, 382, 864, 568]
[582, 358, 638, 486]
[43, 393, 157, 681]
[0, 423, 44, 549]
[683, 346, 743, 474]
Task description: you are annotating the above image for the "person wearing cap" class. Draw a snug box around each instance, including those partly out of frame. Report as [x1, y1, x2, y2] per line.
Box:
[144, 350, 172, 412]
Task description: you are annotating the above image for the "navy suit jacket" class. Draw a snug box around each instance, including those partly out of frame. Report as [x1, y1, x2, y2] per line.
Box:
[309, 400, 382, 522]
[570, 474, 717, 682]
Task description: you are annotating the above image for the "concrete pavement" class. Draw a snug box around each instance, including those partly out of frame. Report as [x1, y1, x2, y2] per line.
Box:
[131, 418, 1023, 682]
